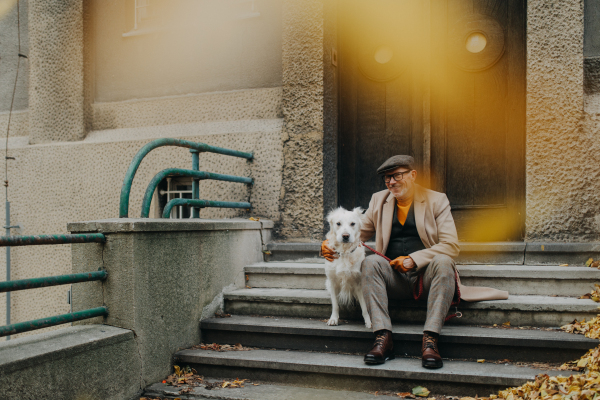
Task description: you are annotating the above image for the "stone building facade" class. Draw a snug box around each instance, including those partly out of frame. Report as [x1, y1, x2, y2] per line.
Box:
[0, 0, 598, 335]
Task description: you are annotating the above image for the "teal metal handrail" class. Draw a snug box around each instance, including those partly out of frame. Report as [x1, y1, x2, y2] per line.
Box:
[0, 233, 105, 247]
[0, 233, 108, 338]
[0, 270, 107, 293]
[162, 199, 251, 219]
[0, 307, 108, 337]
[141, 168, 253, 218]
[119, 138, 253, 218]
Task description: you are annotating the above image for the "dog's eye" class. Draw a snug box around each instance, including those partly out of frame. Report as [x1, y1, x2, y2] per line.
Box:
[350, 222, 355, 226]
[336, 222, 341, 226]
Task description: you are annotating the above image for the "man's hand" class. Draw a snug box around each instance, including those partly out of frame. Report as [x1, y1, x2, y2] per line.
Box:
[320, 240, 338, 262]
[390, 256, 416, 273]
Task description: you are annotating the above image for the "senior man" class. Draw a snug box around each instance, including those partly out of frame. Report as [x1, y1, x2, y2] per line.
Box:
[321, 155, 507, 369]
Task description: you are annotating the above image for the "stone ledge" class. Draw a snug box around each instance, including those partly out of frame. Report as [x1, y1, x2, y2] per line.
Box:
[0, 325, 141, 400]
[0, 325, 133, 374]
[68, 218, 273, 233]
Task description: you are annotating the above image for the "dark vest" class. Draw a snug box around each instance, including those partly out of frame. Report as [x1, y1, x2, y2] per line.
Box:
[385, 201, 426, 260]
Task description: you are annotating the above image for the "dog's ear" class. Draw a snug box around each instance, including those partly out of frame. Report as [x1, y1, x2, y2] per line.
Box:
[352, 207, 364, 216]
[326, 208, 337, 226]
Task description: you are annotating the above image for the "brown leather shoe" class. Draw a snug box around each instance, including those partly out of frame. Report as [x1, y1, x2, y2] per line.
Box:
[364, 330, 395, 365]
[422, 332, 443, 369]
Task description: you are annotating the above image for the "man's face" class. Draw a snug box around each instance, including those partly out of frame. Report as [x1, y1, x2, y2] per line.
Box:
[384, 166, 417, 198]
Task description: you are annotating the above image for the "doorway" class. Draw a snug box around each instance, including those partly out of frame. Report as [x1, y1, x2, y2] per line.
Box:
[338, 0, 526, 241]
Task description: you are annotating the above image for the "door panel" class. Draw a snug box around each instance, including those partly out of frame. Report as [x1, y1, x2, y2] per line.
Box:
[338, 0, 525, 241]
[338, 0, 423, 210]
[431, 0, 525, 241]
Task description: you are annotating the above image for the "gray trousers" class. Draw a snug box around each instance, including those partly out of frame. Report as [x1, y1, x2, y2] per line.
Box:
[361, 254, 456, 334]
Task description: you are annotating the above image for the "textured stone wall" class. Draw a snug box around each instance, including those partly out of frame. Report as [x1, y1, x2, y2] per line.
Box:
[91, 88, 283, 131]
[279, 0, 325, 240]
[525, 1, 594, 240]
[0, 0, 28, 113]
[28, 0, 84, 143]
[0, 118, 283, 339]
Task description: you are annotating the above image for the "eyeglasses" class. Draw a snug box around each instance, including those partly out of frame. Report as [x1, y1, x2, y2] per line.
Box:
[382, 170, 412, 183]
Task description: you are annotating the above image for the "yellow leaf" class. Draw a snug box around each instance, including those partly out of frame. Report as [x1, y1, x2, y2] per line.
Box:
[477, 359, 485, 363]
[587, 258, 594, 267]
[412, 386, 430, 397]
[578, 358, 589, 367]
[249, 217, 260, 221]
[174, 365, 181, 376]
[222, 381, 230, 388]
[560, 264, 569, 266]
[503, 321, 511, 326]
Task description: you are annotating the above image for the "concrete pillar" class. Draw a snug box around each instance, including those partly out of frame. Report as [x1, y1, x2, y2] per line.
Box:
[28, 0, 84, 144]
[280, 0, 325, 240]
[525, 1, 590, 240]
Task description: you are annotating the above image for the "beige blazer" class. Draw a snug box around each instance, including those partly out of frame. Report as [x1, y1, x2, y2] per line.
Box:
[360, 184, 508, 301]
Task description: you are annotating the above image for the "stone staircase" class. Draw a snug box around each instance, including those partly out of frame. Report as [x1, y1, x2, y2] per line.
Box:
[174, 242, 600, 396]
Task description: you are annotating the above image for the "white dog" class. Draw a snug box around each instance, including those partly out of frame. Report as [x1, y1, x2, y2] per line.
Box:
[324, 206, 372, 328]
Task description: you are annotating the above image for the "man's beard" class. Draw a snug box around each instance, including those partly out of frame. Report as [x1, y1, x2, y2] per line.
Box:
[390, 183, 409, 198]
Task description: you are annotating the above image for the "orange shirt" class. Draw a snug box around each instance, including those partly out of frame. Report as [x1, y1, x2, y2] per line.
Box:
[396, 198, 412, 225]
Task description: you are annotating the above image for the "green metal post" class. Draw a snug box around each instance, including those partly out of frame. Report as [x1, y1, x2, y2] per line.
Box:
[190, 149, 200, 218]
[0, 307, 108, 337]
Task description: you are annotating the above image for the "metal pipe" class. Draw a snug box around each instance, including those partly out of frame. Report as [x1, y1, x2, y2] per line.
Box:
[0, 306, 108, 338]
[5, 201, 10, 340]
[119, 138, 253, 218]
[0, 270, 107, 293]
[0, 233, 106, 247]
[162, 199, 251, 219]
[140, 169, 253, 218]
[191, 149, 200, 218]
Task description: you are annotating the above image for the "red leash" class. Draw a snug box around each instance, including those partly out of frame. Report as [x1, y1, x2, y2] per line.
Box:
[361, 242, 462, 322]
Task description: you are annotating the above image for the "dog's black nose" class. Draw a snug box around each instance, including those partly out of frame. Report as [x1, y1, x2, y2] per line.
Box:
[342, 234, 350, 242]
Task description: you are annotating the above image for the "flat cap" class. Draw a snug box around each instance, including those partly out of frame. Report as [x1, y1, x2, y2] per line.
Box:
[376, 155, 415, 174]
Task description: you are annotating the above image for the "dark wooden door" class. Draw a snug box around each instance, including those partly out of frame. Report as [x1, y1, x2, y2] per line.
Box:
[338, 0, 426, 211]
[338, 0, 525, 241]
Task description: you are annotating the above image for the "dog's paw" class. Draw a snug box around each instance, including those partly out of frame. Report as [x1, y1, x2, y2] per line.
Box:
[327, 317, 339, 326]
[365, 320, 372, 329]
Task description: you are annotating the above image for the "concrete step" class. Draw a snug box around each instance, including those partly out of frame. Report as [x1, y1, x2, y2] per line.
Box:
[224, 288, 600, 327]
[245, 262, 600, 296]
[144, 379, 400, 399]
[264, 241, 600, 265]
[174, 347, 563, 396]
[201, 315, 595, 363]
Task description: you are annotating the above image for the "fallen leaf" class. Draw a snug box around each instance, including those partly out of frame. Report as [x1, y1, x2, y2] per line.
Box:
[477, 359, 485, 363]
[502, 321, 511, 326]
[249, 217, 260, 221]
[587, 258, 594, 267]
[560, 264, 569, 266]
[397, 392, 412, 397]
[412, 386, 430, 397]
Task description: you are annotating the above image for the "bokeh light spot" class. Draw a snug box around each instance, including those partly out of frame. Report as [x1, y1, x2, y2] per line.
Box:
[374, 46, 393, 64]
[466, 32, 487, 53]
